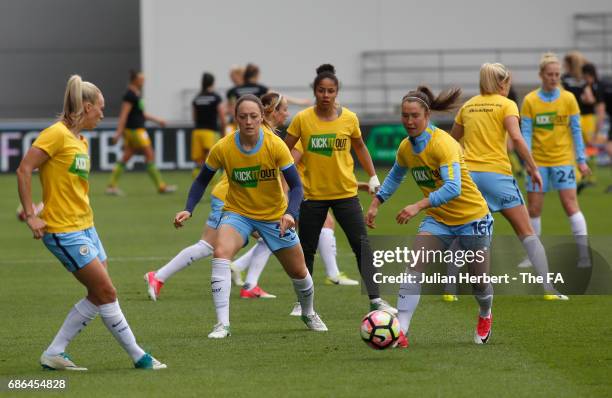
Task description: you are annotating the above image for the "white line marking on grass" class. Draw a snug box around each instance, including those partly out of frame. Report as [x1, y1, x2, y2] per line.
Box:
[0, 256, 169, 265]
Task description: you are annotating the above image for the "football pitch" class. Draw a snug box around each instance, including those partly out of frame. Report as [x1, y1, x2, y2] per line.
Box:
[1, 169, 611, 397]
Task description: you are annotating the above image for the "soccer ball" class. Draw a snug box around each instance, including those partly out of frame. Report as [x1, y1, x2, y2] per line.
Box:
[360, 310, 400, 350]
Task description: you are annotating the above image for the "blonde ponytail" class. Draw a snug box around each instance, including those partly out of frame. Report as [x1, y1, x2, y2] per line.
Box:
[60, 74, 100, 128]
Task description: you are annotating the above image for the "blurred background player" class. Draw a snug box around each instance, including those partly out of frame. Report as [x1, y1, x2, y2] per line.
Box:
[575, 63, 606, 192]
[602, 74, 612, 193]
[451, 63, 567, 300]
[225, 65, 245, 135]
[520, 53, 591, 268]
[191, 72, 226, 178]
[106, 70, 175, 195]
[175, 94, 327, 338]
[234, 63, 268, 98]
[366, 86, 494, 347]
[284, 64, 396, 316]
[17, 75, 165, 370]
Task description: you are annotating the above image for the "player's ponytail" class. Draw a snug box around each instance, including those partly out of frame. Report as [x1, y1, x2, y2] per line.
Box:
[244, 63, 260, 83]
[402, 85, 462, 113]
[480, 63, 510, 95]
[200, 72, 214, 95]
[60, 74, 100, 128]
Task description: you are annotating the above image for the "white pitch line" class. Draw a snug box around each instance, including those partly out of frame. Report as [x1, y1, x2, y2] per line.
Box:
[0, 256, 169, 265]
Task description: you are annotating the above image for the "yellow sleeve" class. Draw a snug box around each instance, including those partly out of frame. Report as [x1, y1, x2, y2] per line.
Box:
[286, 112, 301, 138]
[520, 96, 532, 119]
[434, 135, 460, 169]
[454, 106, 464, 125]
[350, 112, 362, 138]
[276, 138, 294, 168]
[205, 141, 223, 170]
[503, 99, 520, 119]
[32, 127, 64, 158]
[396, 139, 409, 168]
[567, 93, 580, 115]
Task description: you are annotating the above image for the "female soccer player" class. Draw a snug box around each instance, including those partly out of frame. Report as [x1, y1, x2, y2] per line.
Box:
[144, 94, 284, 302]
[16, 75, 166, 370]
[366, 86, 495, 347]
[175, 94, 327, 338]
[233, 92, 358, 307]
[450, 63, 567, 300]
[521, 53, 591, 268]
[233, 63, 269, 99]
[191, 72, 226, 177]
[106, 70, 175, 195]
[284, 64, 396, 315]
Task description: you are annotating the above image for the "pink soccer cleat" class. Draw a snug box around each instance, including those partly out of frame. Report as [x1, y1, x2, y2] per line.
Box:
[144, 272, 164, 301]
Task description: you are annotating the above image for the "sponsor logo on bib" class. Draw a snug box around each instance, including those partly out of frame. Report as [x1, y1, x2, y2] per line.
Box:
[307, 134, 348, 157]
[68, 153, 90, 180]
[231, 165, 277, 188]
[534, 112, 568, 130]
[411, 166, 436, 188]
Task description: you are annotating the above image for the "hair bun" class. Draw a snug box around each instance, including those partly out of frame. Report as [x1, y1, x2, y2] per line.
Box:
[316, 64, 336, 75]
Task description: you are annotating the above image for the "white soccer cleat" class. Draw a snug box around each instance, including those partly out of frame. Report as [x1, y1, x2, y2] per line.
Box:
[325, 272, 359, 286]
[134, 353, 167, 370]
[208, 323, 231, 339]
[370, 299, 398, 315]
[230, 264, 245, 286]
[301, 313, 328, 332]
[105, 186, 125, 196]
[40, 352, 87, 371]
[289, 302, 302, 317]
[517, 257, 532, 268]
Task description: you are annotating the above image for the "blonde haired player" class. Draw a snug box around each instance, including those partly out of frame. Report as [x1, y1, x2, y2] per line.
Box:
[450, 63, 567, 300]
[520, 53, 591, 268]
[17, 75, 165, 370]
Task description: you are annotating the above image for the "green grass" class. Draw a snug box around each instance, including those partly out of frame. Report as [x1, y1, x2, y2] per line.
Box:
[0, 168, 611, 397]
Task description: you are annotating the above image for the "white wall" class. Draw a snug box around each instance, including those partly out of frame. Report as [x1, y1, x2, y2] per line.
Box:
[141, 0, 612, 120]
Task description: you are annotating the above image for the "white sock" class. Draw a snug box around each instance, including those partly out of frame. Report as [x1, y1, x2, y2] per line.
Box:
[155, 240, 213, 282]
[318, 228, 340, 279]
[397, 271, 422, 334]
[292, 274, 315, 316]
[568, 211, 590, 262]
[521, 235, 555, 292]
[45, 298, 98, 356]
[243, 241, 272, 289]
[211, 258, 231, 326]
[530, 216, 542, 236]
[233, 240, 260, 272]
[99, 301, 145, 362]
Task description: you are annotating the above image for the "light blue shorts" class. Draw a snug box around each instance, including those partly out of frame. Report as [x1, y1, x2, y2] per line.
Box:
[526, 165, 576, 192]
[218, 211, 299, 252]
[470, 171, 524, 212]
[42, 227, 107, 272]
[418, 213, 493, 250]
[206, 195, 225, 229]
